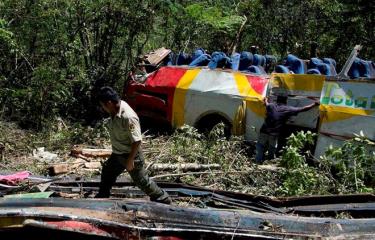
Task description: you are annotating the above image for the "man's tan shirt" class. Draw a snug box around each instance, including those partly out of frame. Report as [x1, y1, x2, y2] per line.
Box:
[107, 100, 142, 154]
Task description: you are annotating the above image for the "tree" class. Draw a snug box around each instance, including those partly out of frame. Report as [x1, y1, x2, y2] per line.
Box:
[0, 0, 373, 129]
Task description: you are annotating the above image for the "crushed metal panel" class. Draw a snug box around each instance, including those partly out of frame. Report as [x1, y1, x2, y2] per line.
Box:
[290, 202, 375, 218]
[270, 73, 325, 97]
[267, 73, 324, 131]
[125, 66, 269, 132]
[23, 219, 118, 238]
[172, 68, 269, 130]
[145, 48, 171, 66]
[3, 191, 54, 199]
[315, 79, 375, 157]
[1, 198, 375, 239]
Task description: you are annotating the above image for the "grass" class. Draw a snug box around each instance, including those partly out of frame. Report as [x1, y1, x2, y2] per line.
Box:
[1, 120, 373, 197]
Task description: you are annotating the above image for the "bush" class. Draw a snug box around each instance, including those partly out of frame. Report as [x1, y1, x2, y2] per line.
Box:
[3, 65, 69, 129]
[322, 131, 375, 193]
[278, 131, 334, 196]
[278, 130, 375, 196]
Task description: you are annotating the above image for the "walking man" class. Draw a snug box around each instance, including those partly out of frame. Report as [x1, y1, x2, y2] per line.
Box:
[255, 95, 319, 163]
[95, 86, 171, 204]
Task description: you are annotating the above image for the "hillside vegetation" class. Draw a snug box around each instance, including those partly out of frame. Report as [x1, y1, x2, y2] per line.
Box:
[1, 0, 374, 128]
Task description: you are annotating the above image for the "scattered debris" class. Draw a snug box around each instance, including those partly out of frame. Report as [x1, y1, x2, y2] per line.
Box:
[144, 47, 171, 66]
[0, 171, 31, 185]
[3, 191, 54, 199]
[1, 193, 375, 239]
[259, 220, 285, 232]
[48, 164, 69, 176]
[33, 147, 59, 162]
[84, 162, 102, 169]
[148, 163, 221, 172]
[71, 146, 112, 158]
[36, 181, 52, 192]
[55, 192, 80, 199]
[151, 170, 249, 180]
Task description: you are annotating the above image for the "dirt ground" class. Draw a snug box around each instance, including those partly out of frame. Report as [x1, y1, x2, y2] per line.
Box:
[0, 120, 282, 197]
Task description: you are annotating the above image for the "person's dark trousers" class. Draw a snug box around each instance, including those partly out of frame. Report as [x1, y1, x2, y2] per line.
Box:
[255, 132, 278, 164]
[96, 151, 170, 203]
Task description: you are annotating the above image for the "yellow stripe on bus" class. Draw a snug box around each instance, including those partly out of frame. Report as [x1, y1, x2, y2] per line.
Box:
[172, 69, 201, 127]
[234, 73, 266, 118]
[320, 105, 375, 123]
[271, 73, 325, 92]
[245, 98, 266, 118]
[233, 73, 263, 98]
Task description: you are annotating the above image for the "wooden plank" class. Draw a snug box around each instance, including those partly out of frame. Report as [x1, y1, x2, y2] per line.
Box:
[48, 164, 69, 176]
[71, 147, 112, 158]
[145, 47, 171, 65]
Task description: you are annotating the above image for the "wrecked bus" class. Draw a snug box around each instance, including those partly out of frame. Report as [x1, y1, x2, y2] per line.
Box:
[124, 46, 375, 157]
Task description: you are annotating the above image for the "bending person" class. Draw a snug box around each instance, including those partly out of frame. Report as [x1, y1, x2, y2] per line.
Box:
[96, 87, 171, 204]
[255, 95, 319, 163]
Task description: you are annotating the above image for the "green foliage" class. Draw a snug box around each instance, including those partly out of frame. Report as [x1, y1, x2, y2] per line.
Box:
[170, 123, 232, 167]
[0, 18, 16, 83]
[185, 3, 244, 31]
[0, 19, 13, 46]
[148, 123, 279, 195]
[1, 65, 74, 129]
[322, 132, 375, 193]
[170, 123, 245, 169]
[40, 120, 108, 151]
[171, 124, 203, 160]
[0, 0, 164, 129]
[280, 164, 323, 196]
[279, 130, 375, 196]
[0, 119, 109, 175]
[280, 131, 316, 169]
[0, 0, 374, 130]
[278, 131, 333, 196]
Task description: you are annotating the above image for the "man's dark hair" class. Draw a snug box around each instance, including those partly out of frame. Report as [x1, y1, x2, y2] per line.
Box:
[97, 86, 120, 103]
[276, 96, 288, 104]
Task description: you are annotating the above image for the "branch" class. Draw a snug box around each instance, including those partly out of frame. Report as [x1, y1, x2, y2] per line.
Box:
[232, 15, 248, 55]
[151, 170, 249, 179]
